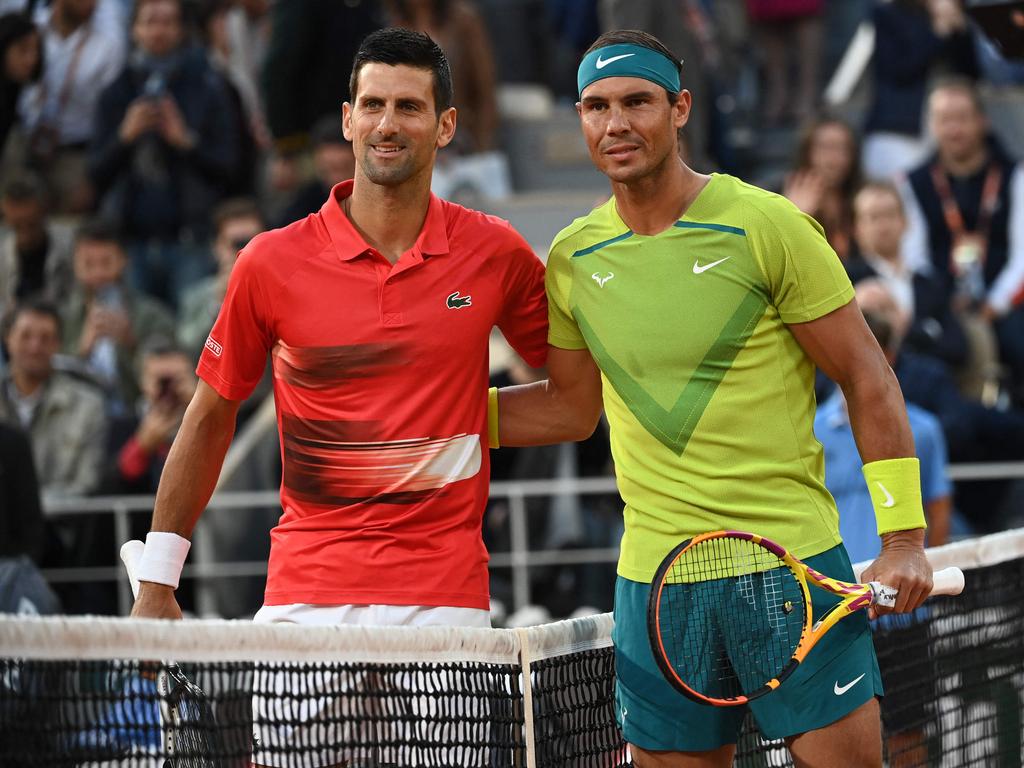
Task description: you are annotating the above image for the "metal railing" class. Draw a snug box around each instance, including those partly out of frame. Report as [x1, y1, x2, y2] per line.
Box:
[40, 463, 1024, 617]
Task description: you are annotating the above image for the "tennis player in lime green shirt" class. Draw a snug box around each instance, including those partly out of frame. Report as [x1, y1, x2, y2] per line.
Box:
[492, 29, 933, 768]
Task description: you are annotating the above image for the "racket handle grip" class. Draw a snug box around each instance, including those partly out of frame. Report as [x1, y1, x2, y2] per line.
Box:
[120, 539, 145, 600]
[869, 566, 965, 608]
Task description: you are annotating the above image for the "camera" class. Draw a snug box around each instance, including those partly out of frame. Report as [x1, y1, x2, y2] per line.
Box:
[156, 375, 180, 407]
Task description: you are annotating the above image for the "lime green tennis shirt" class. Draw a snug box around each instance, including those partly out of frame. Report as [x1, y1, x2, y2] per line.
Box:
[546, 174, 855, 583]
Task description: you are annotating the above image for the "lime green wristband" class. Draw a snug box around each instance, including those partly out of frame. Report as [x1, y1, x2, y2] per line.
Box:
[862, 457, 927, 535]
[487, 387, 500, 449]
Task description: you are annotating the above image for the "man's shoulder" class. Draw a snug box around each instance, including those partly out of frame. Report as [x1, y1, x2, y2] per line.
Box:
[698, 174, 803, 236]
[906, 402, 944, 437]
[440, 198, 523, 245]
[237, 217, 330, 280]
[47, 372, 105, 410]
[548, 198, 620, 262]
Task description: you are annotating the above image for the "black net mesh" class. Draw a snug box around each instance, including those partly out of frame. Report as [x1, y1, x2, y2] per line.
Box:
[1, 548, 1021, 767]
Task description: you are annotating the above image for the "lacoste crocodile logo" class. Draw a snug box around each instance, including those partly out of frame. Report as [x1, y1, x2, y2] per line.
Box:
[446, 291, 472, 309]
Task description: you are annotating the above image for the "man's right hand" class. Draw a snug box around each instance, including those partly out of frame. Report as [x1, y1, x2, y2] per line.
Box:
[131, 581, 183, 620]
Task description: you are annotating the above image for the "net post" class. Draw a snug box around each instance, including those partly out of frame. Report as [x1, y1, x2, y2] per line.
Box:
[515, 627, 538, 768]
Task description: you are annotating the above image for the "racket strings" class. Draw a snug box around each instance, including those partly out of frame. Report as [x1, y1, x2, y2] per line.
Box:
[658, 537, 806, 700]
[161, 664, 223, 767]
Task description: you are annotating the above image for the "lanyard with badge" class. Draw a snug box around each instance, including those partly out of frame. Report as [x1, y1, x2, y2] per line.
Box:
[931, 162, 1002, 308]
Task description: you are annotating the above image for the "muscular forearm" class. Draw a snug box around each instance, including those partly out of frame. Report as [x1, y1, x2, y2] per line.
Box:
[842, 364, 915, 463]
[498, 381, 600, 446]
[150, 397, 237, 537]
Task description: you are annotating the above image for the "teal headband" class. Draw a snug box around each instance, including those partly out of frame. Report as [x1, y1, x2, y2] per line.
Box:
[577, 43, 681, 98]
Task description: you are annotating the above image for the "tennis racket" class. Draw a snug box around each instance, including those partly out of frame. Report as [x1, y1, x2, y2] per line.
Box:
[121, 540, 222, 767]
[647, 530, 964, 707]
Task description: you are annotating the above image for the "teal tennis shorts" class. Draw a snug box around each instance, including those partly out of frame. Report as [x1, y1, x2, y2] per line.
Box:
[613, 544, 883, 751]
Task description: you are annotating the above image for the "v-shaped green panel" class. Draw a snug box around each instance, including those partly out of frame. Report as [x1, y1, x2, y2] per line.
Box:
[575, 291, 768, 456]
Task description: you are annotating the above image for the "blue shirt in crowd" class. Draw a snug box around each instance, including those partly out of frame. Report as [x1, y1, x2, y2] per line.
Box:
[814, 393, 951, 564]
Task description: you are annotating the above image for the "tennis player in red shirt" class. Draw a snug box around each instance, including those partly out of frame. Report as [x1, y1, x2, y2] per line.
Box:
[130, 28, 547, 763]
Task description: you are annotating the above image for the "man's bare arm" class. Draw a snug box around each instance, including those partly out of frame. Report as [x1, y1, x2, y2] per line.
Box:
[788, 300, 932, 616]
[498, 345, 603, 446]
[131, 380, 242, 619]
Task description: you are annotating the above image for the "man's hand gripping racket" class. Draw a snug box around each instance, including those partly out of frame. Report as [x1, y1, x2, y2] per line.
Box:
[121, 540, 221, 767]
[646, 530, 964, 707]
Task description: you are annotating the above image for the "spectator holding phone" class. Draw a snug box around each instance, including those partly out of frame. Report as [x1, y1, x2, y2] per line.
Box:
[103, 338, 195, 494]
[88, 0, 239, 310]
[61, 218, 175, 413]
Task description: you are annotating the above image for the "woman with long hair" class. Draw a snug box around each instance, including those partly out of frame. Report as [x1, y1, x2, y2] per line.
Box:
[784, 114, 863, 261]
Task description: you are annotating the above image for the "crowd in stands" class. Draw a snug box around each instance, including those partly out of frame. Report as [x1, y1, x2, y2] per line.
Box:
[0, 0, 1022, 618]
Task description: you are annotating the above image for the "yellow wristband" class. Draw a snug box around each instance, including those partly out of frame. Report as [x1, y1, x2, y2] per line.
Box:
[487, 387, 500, 449]
[862, 457, 927, 535]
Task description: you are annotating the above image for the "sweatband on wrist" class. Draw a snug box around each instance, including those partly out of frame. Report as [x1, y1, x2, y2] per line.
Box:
[577, 43, 681, 98]
[862, 457, 927, 535]
[487, 387, 500, 449]
[136, 531, 191, 589]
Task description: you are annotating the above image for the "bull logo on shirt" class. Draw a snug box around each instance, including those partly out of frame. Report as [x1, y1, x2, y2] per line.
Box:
[446, 291, 472, 309]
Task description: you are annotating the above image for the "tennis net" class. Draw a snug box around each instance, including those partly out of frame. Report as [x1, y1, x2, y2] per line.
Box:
[0, 528, 1021, 767]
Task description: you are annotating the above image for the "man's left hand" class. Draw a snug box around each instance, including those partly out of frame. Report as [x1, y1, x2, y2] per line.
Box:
[859, 528, 932, 619]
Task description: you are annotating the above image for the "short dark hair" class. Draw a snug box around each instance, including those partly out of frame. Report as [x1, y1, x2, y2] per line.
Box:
[583, 29, 682, 102]
[862, 308, 893, 352]
[213, 197, 264, 235]
[349, 27, 453, 115]
[854, 180, 905, 217]
[3, 296, 62, 341]
[74, 218, 125, 250]
[928, 75, 986, 116]
[309, 114, 350, 149]
[1, 172, 46, 205]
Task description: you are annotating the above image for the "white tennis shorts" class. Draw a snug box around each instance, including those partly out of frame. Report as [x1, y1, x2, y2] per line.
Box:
[251, 603, 492, 768]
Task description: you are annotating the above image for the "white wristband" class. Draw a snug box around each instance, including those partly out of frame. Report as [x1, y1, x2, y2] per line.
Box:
[136, 532, 191, 589]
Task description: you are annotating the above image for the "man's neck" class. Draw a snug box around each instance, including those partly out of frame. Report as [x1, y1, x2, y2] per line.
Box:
[52, 4, 87, 38]
[940, 145, 989, 178]
[868, 247, 902, 268]
[612, 160, 710, 236]
[344, 172, 432, 264]
[11, 370, 45, 397]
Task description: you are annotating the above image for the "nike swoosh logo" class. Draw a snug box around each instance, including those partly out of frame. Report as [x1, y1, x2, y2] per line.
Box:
[692, 257, 730, 274]
[876, 482, 895, 509]
[595, 53, 635, 69]
[834, 673, 866, 696]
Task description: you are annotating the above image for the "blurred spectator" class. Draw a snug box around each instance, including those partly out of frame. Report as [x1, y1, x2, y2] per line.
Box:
[816, 380, 951, 563]
[847, 181, 969, 373]
[260, 0, 381, 154]
[783, 114, 861, 260]
[0, 419, 44, 563]
[61, 218, 175, 412]
[178, 197, 264, 362]
[0, 12, 41, 156]
[856, 279, 1024, 531]
[862, 0, 976, 181]
[900, 77, 1024, 405]
[746, 0, 824, 126]
[102, 338, 195, 494]
[0, 172, 74, 319]
[220, 0, 271, 148]
[197, 0, 262, 196]
[274, 116, 353, 228]
[18, 0, 126, 213]
[0, 297, 107, 500]
[89, 0, 239, 309]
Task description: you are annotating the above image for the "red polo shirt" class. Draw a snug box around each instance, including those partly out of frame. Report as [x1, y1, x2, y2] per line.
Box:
[197, 181, 547, 609]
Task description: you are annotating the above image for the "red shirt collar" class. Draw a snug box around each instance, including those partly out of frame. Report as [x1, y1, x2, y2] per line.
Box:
[319, 179, 450, 262]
